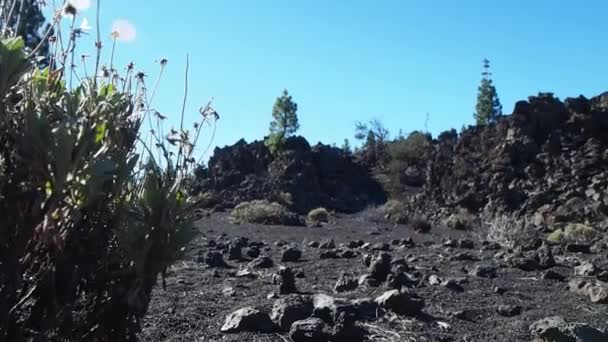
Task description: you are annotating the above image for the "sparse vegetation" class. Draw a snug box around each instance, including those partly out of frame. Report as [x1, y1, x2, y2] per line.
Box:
[444, 208, 476, 230]
[547, 223, 598, 244]
[231, 199, 302, 225]
[410, 215, 431, 233]
[484, 213, 534, 248]
[381, 199, 408, 224]
[307, 207, 330, 226]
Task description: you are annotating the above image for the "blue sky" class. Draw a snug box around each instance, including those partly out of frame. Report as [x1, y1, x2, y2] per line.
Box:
[50, 0, 608, 161]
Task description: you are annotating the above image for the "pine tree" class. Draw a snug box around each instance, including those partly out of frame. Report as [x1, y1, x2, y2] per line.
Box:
[265, 89, 299, 154]
[341, 138, 352, 154]
[474, 59, 502, 125]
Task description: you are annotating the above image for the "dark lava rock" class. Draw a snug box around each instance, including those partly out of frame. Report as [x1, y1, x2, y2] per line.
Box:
[320, 250, 340, 259]
[451, 252, 479, 261]
[443, 239, 458, 247]
[338, 249, 357, 259]
[308, 241, 320, 248]
[227, 244, 242, 261]
[274, 266, 297, 294]
[375, 289, 425, 316]
[369, 252, 392, 282]
[568, 278, 608, 304]
[441, 278, 465, 292]
[246, 246, 260, 259]
[248, 256, 274, 269]
[289, 318, 329, 342]
[319, 239, 336, 249]
[542, 270, 566, 281]
[371, 242, 391, 251]
[566, 243, 592, 254]
[575, 262, 600, 276]
[334, 273, 358, 293]
[530, 316, 608, 341]
[346, 240, 361, 249]
[281, 246, 303, 262]
[220, 307, 274, 333]
[312, 294, 357, 325]
[390, 258, 410, 273]
[387, 272, 417, 290]
[451, 309, 477, 321]
[458, 239, 475, 249]
[351, 298, 378, 321]
[271, 294, 314, 331]
[470, 264, 498, 278]
[496, 305, 522, 317]
[203, 251, 228, 268]
[358, 274, 381, 288]
[197, 136, 386, 214]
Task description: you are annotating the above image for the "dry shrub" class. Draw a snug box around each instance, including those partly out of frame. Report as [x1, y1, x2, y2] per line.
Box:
[484, 213, 534, 249]
[382, 200, 408, 224]
[547, 223, 598, 244]
[231, 200, 302, 225]
[307, 207, 330, 226]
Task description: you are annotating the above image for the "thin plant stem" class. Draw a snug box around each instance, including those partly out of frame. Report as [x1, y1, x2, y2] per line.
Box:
[93, 0, 101, 89]
[176, 54, 189, 171]
[109, 37, 116, 78]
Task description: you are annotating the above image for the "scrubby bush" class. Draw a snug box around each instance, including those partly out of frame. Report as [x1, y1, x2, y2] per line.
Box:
[381, 199, 408, 224]
[0, 3, 217, 340]
[411, 215, 431, 233]
[307, 207, 330, 226]
[484, 213, 534, 248]
[547, 223, 598, 244]
[444, 208, 476, 230]
[231, 200, 302, 225]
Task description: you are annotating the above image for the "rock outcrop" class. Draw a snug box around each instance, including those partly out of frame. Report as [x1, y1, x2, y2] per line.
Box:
[193, 137, 387, 214]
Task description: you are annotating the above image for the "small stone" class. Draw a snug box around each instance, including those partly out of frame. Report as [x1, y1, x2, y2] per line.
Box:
[227, 244, 242, 261]
[566, 243, 592, 254]
[319, 239, 335, 249]
[358, 274, 381, 288]
[274, 266, 297, 294]
[271, 295, 314, 331]
[246, 246, 261, 259]
[441, 279, 464, 292]
[203, 251, 228, 268]
[451, 252, 479, 261]
[375, 289, 425, 316]
[220, 307, 274, 333]
[308, 241, 320, 248]
[451, 309, 476, 321]
[530, 316, 608, 341]
[428, 275, 443, 286]
[470, 264, 498, 278]
[289, 318, 329, 342]
[334, 273, 358, 293]
[281, 246, 303, 262]
[542, 270, 566, 281]
[223, 286, 236, 297]
[320, 250, 340, 259]
[496, 305, 522, 317]
[369, 252, 392, 282]
[339, 249, 357, 259]
[575, 262, 600, 276]
[248, 256, 274, 269]
[458, 239, 475, 249]
[372, 243, 391, 251]
[443, 239, 458, 247]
